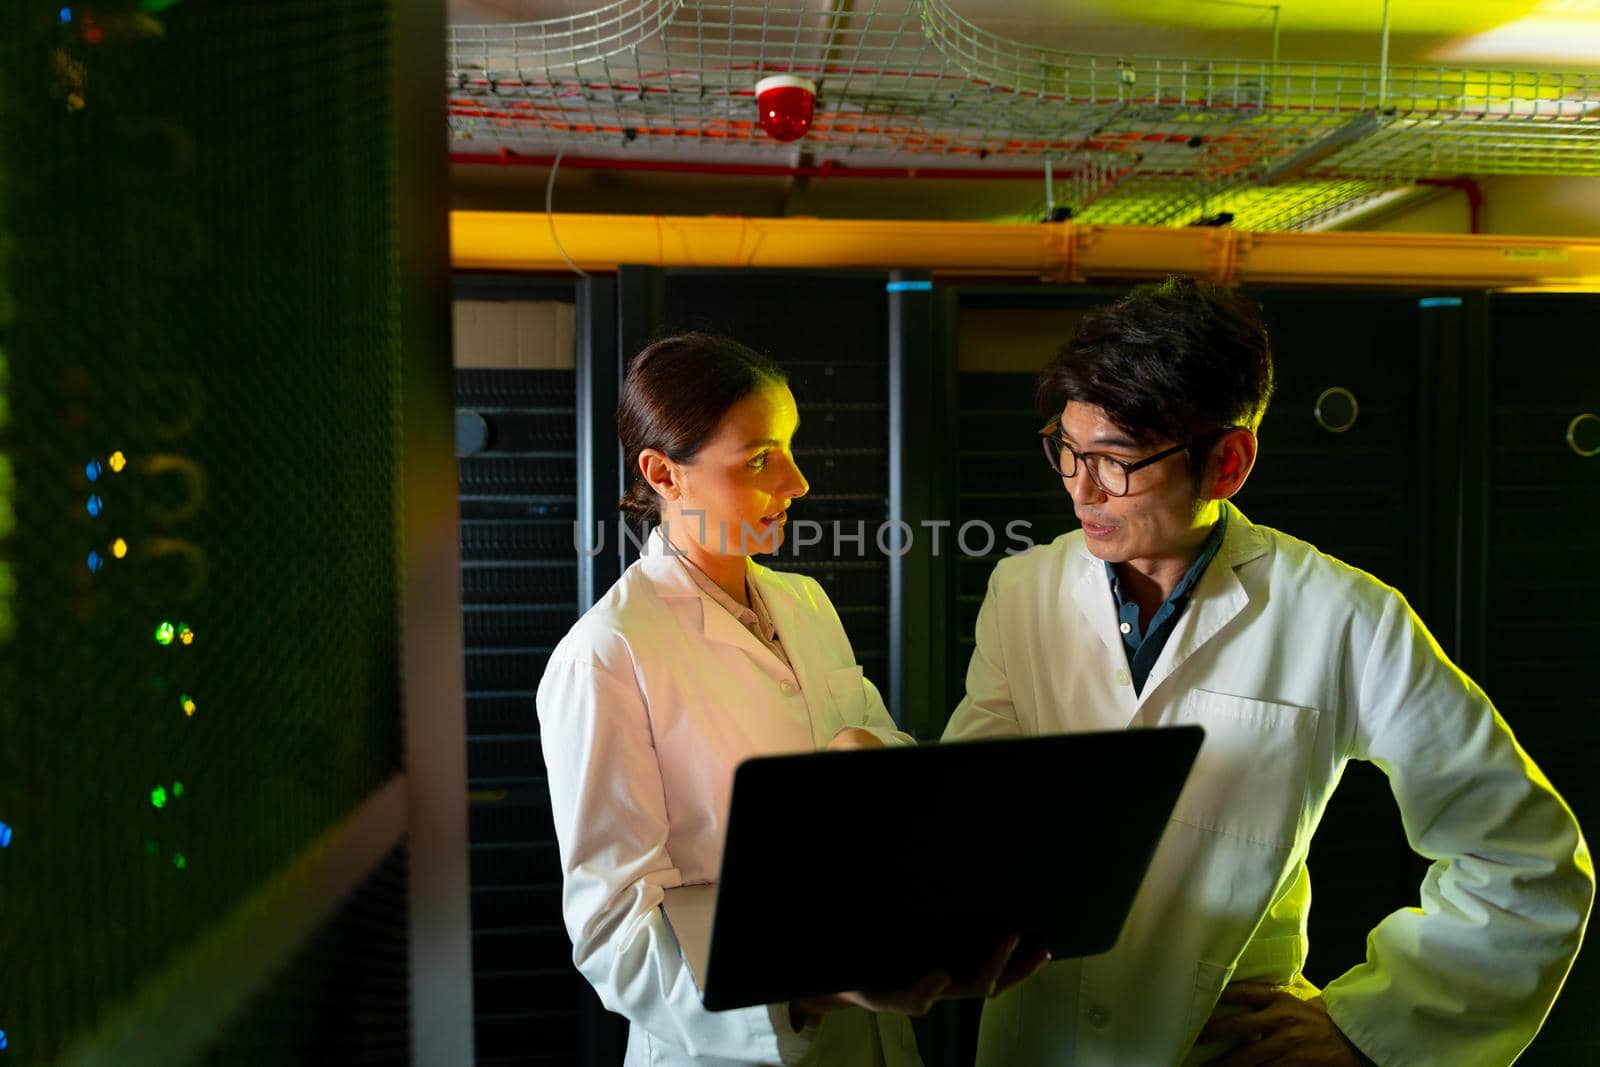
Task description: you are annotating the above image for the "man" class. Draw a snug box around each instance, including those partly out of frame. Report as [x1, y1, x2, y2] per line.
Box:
[943, 277, 1592, 1066]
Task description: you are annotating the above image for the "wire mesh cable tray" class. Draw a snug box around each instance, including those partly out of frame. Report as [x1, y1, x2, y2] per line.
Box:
[446, 0, 1600, 229]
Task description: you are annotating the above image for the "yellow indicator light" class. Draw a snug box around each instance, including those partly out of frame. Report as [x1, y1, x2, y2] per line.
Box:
[112, 537, 128, 559]
[108, 450, 127, 473]
[181, 694, 196, 717]
[177, 624, 194, 646]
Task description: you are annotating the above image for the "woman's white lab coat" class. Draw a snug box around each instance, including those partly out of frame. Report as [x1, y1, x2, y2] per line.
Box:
[537, 529, 921, 1067]
[945, 503, 1592, 1067]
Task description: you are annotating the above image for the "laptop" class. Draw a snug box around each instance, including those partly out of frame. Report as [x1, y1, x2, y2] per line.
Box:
[662, 724, 1204, 1011]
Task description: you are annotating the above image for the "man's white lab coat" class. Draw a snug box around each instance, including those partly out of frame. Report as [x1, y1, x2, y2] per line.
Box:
[538, 530, 920, 1066]
[945, 503, 1592, 1067]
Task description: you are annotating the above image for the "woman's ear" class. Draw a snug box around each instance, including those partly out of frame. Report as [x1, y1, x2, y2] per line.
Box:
[638, 449, 679, 502]
[1208, 428, 1258, 500]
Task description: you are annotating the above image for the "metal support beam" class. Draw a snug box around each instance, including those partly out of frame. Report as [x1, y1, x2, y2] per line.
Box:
[396, 0, 475, 1061]
[577, 275, 622, 609]
[1416, 293, 1492, 675]
[887, 271, 956, 736]
[888, 271, 928, 731]
[452, 213, 1600, 291]
[616, 267, 666, 569]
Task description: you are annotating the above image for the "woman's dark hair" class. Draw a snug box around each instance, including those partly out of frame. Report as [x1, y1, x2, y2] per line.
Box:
[617, 333, 788, 524]
[1035, 276, 1275, 476]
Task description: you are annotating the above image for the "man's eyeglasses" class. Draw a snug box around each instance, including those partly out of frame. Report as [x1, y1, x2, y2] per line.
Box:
[1038, 419, 1226, 497]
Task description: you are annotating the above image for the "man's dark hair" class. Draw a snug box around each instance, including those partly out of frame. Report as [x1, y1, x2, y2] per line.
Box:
[1035, 276, 1275, 475]
[617, 332, 787, 524]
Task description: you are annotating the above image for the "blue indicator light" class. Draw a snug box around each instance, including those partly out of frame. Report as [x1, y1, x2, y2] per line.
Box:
[1, 1027, 9, 1049]
[87, 550, 103, 573]
[886, 280, 933, 293]
[60, 7, 72, 24]
[0, 821, 11, 847]
[1418, 296, 1463, 309]
[86, 494, 103, 517]
[85, 458, 102, 482]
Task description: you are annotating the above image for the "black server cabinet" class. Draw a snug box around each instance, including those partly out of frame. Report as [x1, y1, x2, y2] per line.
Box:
[1480, 293, 1599, 1066]
[457, 361, 583, 1066]
[452, 274, 628, 1066]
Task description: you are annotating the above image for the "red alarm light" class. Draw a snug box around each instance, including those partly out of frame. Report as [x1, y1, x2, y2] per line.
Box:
[755, 75, 816, 143]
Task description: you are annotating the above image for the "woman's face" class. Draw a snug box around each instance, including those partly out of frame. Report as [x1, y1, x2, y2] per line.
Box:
[658, 382, 810, 557]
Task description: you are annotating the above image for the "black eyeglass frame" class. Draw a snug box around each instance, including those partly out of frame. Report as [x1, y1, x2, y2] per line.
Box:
[1037, 419, 1232, 497]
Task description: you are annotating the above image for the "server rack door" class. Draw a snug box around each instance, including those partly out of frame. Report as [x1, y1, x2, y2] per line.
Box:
[1482, 292, 1600, 1066]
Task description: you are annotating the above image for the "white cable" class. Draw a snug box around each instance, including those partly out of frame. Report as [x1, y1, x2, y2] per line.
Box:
[545, 146, 589, 278]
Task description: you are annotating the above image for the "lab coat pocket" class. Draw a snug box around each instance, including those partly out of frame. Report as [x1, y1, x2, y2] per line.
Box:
[1180, 960, 1237, 1067]
[825, 664, 869, 725]
[1169, 689, 1319, 849]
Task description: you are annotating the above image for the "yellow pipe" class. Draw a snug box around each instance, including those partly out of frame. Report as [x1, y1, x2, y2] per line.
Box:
[451, 211, 1600, 290]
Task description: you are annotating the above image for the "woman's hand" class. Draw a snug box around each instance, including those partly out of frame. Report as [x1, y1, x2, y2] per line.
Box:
[827, 727, 886, 750]
[943, 934, 1052, 1000]
[788, 935, 1051, 1027]
[790, 972, 951, 1026]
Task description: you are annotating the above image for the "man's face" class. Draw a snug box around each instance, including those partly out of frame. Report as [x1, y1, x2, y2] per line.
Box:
[1055, 401, 1214, 567]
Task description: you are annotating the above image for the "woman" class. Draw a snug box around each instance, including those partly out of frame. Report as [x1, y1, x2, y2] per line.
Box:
[537, 334, 1032, 1066]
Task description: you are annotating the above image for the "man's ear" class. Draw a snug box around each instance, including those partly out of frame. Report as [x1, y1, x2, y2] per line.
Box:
[638, 449, 679, 502]
[1208, 428, 1258, 500]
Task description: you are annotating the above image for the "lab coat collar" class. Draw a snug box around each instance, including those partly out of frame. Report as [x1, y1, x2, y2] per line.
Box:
[1139, 502, 1269, 706]
[1217, 501, 1269, 570]
[1067, 503, 1269, 720]
[637, 527, 795, 675]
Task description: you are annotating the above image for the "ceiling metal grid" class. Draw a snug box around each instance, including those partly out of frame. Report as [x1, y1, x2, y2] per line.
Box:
[447, 0, 1600, 230]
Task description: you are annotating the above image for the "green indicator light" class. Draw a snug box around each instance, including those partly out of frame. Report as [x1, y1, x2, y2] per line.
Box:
[155, 621, 175, 645]
[173, 852, 187, 870]
[171, 780, 184, 799]
[150, 786, 167, 809]
[143, 837, 159, 855]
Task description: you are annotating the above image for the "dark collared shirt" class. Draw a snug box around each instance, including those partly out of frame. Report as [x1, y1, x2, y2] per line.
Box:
[1107, 508, 1229, 696]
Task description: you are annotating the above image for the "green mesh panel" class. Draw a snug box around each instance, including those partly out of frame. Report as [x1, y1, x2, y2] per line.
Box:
[0, 3, 406, 1061]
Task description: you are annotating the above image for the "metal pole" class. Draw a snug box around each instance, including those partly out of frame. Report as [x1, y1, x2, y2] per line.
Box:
[1044, 157, 1055, 219]
[1378, 0, 1391, 109]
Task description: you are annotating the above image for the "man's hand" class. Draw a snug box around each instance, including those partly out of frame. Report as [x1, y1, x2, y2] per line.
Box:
[1200, 985, 1369, 1066]
[827, 727, 886, 751]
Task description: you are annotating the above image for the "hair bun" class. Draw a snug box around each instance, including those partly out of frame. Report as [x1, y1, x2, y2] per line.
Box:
[617, 478, 659, 522]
